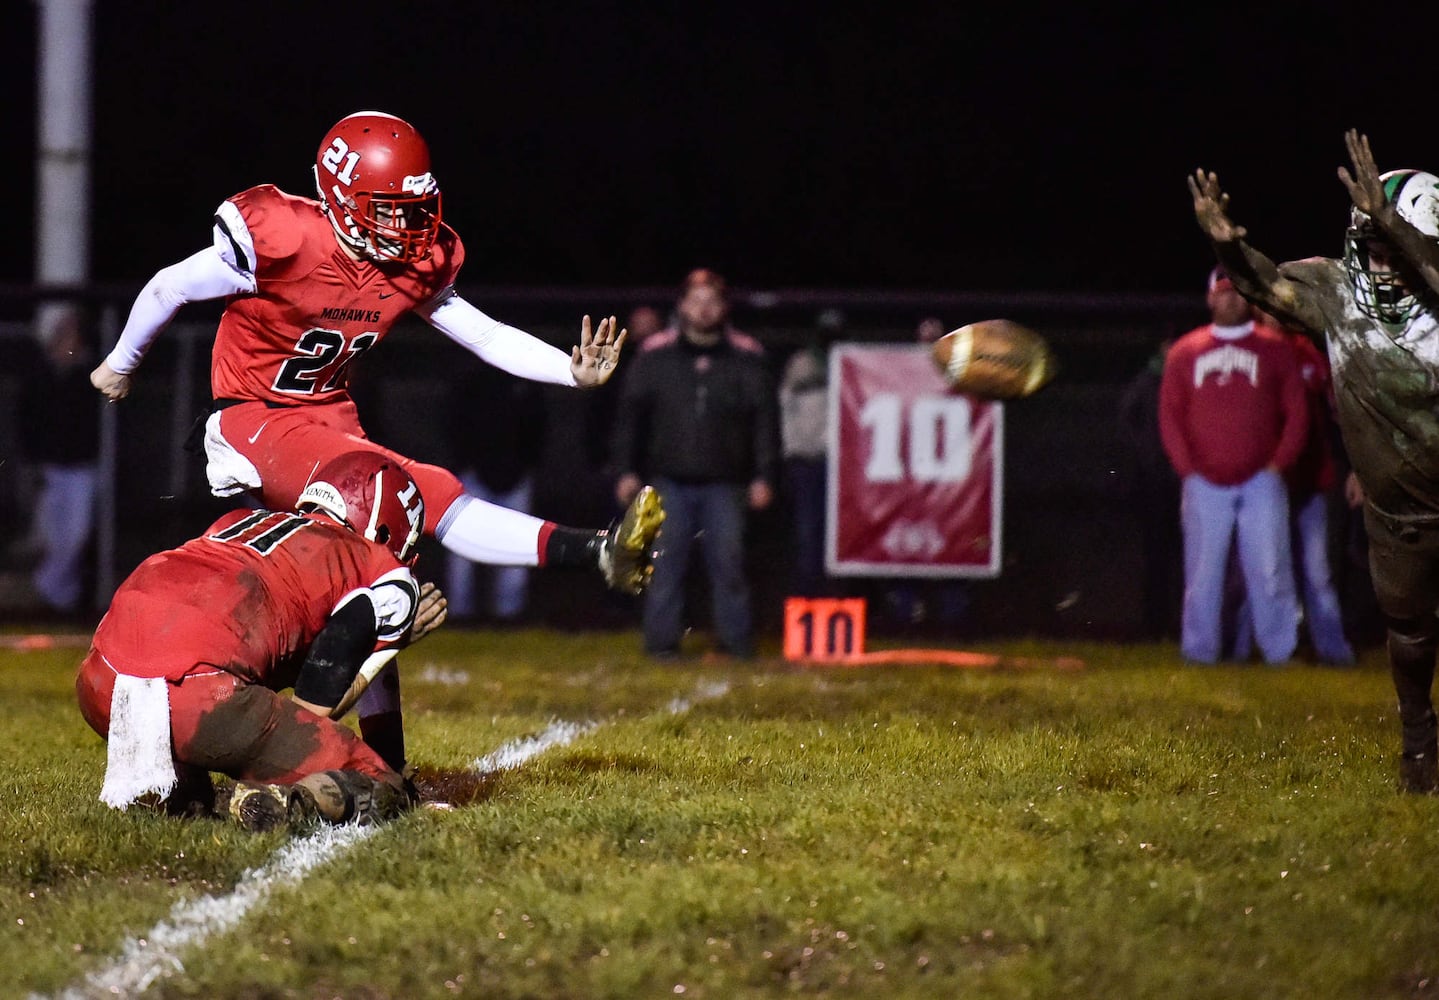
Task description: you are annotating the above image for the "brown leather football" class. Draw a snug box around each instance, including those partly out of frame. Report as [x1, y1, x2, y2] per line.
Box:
[929, 319, 1056, 399]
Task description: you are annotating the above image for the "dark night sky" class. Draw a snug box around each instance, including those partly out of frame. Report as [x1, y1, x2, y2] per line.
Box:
[7, 2, 1439, 295]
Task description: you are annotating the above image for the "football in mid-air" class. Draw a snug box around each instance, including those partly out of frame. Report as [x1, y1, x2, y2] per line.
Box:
[929, 319, 1056, 400]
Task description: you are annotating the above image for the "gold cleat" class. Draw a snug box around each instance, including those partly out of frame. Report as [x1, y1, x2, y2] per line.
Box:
[599, 485, 666, 595]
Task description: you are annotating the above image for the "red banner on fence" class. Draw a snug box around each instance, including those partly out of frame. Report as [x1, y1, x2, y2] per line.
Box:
[825, 344, 1002, 577]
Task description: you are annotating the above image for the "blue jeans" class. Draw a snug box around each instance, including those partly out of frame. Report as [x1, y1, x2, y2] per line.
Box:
[1181, 470, 1299, 664]
[1230, 490, 1357, 665]
[443, 472, 534, 620]
[1291, 491, 1356, 664]
[33, 463, 96, 613]
[645, 479, 753, 657]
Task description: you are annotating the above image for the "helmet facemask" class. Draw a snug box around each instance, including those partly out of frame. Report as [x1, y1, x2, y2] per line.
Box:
[315, 166, 441, 265]
[1343, 219, 1416, 326]
[313, 112, 443, 265]
[1343, 169, 1439, 328]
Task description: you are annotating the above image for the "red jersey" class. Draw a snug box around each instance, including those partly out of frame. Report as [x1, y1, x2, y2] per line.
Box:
[1158, 323, 1308, 485]
[1286, 331, 1339, 495]
[211, 185, 464, 405]
[92, 509, 417, 686]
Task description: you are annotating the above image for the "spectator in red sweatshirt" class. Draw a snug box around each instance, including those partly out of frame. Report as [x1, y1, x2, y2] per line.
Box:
[1159, 267, 1308, 664]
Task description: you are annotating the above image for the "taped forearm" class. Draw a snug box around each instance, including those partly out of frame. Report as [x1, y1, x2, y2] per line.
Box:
[423, 292, 577, 385]
[106, 247, 255, 374]
[294, 591, 381, 710]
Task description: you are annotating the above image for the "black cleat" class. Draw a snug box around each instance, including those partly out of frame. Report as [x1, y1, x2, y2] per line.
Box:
[1399, 752, 1439, 795]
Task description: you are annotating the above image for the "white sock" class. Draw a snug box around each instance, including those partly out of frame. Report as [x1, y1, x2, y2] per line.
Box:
[434, 495, 544, 566]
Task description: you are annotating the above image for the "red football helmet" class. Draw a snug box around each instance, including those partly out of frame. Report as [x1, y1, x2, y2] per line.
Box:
[313, 111, 442, 264]
[297, 451, 425, 563]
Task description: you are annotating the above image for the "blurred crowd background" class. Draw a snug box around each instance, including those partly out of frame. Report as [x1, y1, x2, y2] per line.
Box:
[0, 284, 1381, 650]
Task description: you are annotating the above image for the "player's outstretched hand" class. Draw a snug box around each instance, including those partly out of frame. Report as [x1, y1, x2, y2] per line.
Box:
[1338, 129, 1388, 220]
[571, 314, 628, 388]
[1188, 169, 1248, 243]
[90, 359, 131, 401]
[409, 582, 448, 645]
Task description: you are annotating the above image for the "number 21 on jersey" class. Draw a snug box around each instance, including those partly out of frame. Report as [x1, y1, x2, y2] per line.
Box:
[273, 329, 377, 394]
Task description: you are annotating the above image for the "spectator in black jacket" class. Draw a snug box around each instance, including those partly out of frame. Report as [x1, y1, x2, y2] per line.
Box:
[19, 310, 100, 616]
[611, 269, 779, 658]
[1117, 335, 1182, 639]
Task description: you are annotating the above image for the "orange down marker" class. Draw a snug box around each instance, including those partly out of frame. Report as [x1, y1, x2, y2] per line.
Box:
[782, 597, 1083, 670]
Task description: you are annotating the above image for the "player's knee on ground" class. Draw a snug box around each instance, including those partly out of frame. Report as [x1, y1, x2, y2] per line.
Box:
[294, 769, 412, 825]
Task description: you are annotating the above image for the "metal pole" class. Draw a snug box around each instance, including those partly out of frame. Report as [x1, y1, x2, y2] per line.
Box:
[34, 0, 93, 282]
[35, 0, 100, 609]
[35, 0, 94, 306]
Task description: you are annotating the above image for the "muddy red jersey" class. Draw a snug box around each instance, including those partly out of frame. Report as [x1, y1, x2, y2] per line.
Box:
[211, 184, 464, 405]
[92, 509, 417, 686]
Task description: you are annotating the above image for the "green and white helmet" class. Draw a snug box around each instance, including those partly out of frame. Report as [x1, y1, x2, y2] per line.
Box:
[1344, 169, 1439, 326]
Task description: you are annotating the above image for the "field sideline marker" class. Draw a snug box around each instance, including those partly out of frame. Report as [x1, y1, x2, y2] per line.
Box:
[783, 597, 1083, 670]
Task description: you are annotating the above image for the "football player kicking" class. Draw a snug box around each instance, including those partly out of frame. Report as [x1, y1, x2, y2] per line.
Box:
[91, 111, 662, 597]
[1190, 129, 1439, 793]
[78, 451, 449, 830]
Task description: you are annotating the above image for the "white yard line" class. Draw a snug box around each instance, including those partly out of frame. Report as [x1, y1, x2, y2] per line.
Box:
[472, 718, 599, 771]
[55, 824, 376, 1000]
[469, 680, 730, 772]
[49, 679, 730, 999]
[667, 679, 730, 714]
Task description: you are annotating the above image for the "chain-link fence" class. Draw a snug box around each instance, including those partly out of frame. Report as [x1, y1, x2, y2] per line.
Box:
[0, 284, 1230, 641]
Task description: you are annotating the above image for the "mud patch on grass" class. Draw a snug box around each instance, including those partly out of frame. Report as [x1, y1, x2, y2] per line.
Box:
[551, 749, 660, 774]
[411, 766, 501, 807]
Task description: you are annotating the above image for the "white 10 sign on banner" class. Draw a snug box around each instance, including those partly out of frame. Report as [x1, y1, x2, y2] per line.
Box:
[825, 344, 1002, 577]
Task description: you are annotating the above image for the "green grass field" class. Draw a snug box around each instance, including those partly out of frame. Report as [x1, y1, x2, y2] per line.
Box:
[4, 628, 1436, 999]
